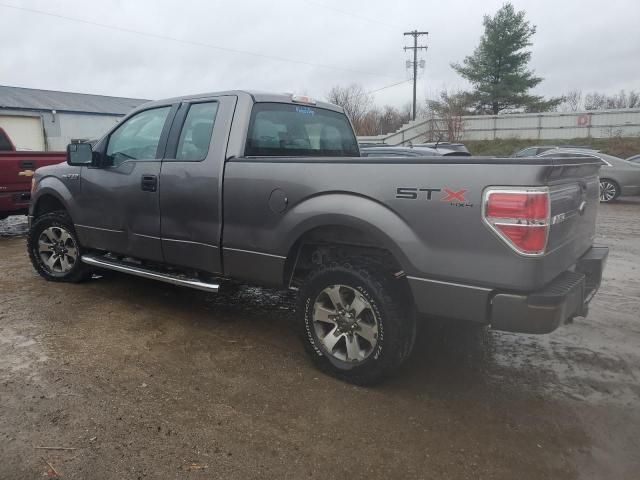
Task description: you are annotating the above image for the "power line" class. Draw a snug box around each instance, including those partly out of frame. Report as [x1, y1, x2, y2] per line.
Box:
[0, 2, 398, 79]
[302, 0, 402, 30]
[403, 30, 428, 120]
[367, 79, 412, 94]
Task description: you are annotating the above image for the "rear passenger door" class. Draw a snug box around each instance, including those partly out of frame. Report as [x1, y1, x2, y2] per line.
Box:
[159, 95, 237, 274]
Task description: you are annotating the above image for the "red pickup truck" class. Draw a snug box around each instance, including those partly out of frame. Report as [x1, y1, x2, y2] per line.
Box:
[0, 128, 65, 220]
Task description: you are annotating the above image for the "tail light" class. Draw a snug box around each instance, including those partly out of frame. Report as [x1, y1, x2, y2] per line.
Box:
[483, 188, 550, 256]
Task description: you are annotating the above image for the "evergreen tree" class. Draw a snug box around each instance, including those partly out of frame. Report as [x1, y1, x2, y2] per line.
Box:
[452, 3, 560, 114]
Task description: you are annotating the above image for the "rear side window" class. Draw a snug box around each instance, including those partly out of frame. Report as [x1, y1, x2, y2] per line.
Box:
[245, 103, 359, 157]
[0, 129, 13, 151]
[176, 102, 219, 161]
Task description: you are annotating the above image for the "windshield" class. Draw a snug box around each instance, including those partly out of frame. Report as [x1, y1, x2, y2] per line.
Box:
[245, 103, 359, 157]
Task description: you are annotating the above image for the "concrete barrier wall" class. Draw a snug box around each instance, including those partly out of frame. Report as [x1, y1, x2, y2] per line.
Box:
[358, 108, 640, 145]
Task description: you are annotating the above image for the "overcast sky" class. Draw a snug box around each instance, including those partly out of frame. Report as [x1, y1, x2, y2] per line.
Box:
[1, 0, 639, 108]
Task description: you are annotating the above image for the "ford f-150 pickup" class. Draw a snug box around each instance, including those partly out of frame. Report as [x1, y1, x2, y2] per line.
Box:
[27, 91, 608, 384]
[0, 127, 65, 219]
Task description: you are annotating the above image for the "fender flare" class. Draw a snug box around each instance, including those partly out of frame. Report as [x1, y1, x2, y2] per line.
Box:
[32, 177, 75, 221]
[280, 192, 426, 273]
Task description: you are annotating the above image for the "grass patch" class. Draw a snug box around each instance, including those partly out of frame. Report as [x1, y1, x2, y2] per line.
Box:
[465, 137, 640, 158]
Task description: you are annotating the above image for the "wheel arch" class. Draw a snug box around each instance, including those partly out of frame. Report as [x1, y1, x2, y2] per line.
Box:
[31, 178, 74, 220]
[280, 194, 422, 287]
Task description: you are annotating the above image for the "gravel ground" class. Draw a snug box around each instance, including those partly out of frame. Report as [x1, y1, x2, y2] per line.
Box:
[0, 200, 638, 479]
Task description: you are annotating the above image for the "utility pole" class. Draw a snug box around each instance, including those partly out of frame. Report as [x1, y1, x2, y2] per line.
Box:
[403, 30, 428, 120]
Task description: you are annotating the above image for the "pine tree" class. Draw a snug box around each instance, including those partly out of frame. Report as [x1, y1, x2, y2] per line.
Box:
[452, 3, 560, 114]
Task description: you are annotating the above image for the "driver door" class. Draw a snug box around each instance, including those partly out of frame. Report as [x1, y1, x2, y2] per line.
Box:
[74, 104, 176, 261]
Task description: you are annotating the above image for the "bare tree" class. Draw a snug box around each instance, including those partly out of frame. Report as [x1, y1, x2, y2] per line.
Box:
[584, 89, 640, 110]
[558, 89, 583, 111]
[584, 92, 607, 110]
[425, 89, 469, 142]
[326, 84, 373, 134]
[358, 107, 382, 136]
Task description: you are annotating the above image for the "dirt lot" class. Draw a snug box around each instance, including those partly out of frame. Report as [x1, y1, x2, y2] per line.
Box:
[1, 201, 639, 480]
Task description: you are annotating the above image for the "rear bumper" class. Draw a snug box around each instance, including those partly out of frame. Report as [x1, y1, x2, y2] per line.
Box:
[407, 246, 608, 334]
[0, 190, 30, 216]
[490, 246, 608, 333]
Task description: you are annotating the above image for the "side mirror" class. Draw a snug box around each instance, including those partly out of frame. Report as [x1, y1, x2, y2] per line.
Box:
[67, 142, 93, 166]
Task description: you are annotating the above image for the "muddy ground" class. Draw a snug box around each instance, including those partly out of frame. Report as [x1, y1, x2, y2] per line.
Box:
[1, 201, 639, 480]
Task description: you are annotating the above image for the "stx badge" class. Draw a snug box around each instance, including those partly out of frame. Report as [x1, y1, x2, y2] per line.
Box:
[396, 187, 473, 207]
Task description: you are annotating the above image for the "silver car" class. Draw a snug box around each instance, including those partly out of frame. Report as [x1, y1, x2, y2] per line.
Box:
[513, 145, 594, 157]
[538, 148, 640, 202]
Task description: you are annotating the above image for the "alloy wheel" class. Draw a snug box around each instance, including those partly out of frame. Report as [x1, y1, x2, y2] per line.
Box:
[599, 180, 617, 202]
[312, 285, 379, 363]
[38, 226, 78, 274]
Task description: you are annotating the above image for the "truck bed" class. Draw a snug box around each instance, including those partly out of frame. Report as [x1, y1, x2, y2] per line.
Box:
[223, 154, 600, 293]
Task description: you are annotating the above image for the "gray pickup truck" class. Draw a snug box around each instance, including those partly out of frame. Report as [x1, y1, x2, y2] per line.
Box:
[27, 91, 608, 384]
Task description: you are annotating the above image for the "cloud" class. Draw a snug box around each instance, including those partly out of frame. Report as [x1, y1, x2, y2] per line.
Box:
[1, 0, 638, 108]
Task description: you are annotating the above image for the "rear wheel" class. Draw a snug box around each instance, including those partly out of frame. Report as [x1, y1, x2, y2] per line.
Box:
[297, 262, 415, 385]
[599, 179, 620, 202]
[27, 211, 91, 282]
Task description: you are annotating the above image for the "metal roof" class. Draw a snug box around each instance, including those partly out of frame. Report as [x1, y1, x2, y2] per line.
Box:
[0, 85, 148, 115]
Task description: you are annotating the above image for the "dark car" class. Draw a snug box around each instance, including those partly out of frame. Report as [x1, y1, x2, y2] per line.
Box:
[412, 142, 470, 155]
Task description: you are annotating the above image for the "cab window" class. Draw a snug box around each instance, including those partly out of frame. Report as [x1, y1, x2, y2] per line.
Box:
[176, 102, 219, 161]
[245, 103, 359, 157]
[106, 107, 171, 166]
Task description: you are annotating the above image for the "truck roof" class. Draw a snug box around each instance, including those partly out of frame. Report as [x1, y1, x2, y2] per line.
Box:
[139, 90, 344, 114]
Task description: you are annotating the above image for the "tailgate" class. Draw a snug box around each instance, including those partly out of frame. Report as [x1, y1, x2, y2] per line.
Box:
[0, 153, 65, 193]
[543, 159, 601, 279]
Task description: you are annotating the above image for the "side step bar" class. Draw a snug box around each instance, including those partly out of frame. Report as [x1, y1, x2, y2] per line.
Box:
[81, 254, 219, 293]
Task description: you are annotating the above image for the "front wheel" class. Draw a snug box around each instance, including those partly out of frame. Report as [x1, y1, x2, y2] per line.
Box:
[297, 262, 415, 385]
[599, 179, 620, 202]
[27, 211, 92, 282]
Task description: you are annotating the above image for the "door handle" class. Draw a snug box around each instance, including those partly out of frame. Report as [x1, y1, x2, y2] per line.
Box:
[19, 160, 35, 169]
[140, 174, 158, 192]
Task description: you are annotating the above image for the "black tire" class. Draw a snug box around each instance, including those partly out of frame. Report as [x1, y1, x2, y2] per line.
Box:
[297, 262, 415, 385]
[599, 178, 620, 203]
[27, 210, 92, 283]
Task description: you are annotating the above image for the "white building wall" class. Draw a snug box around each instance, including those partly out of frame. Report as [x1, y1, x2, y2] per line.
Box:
[45, 113, 121, 151]
[0, 109, 123, 151]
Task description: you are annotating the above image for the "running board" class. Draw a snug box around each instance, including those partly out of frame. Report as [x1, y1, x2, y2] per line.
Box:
[81, 254, 219, 293]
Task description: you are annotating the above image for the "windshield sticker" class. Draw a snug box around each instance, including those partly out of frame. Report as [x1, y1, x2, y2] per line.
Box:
[295, 106, 315, 116]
